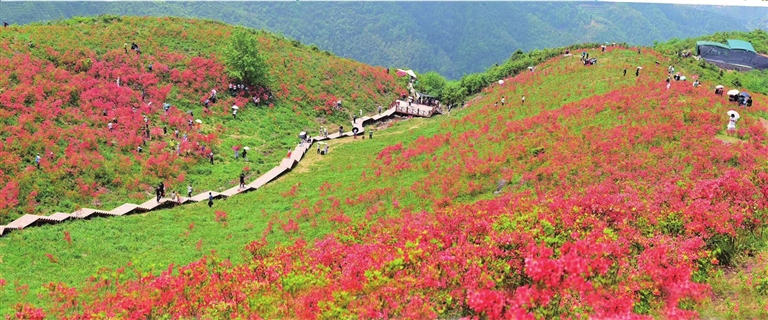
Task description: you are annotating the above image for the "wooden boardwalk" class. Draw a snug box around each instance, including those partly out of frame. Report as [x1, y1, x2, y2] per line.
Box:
[0, 102, 439, 237]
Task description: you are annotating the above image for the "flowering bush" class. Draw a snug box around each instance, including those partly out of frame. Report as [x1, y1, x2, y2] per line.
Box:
[0, 17, 403, 223]
[9, 46, 763, 318]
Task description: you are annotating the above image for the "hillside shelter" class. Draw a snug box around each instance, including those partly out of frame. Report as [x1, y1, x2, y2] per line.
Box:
[727, 40, 756, 53]
[696, 39, 768, 70]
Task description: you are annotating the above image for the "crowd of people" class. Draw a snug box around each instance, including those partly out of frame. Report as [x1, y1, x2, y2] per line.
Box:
[417, 96, 440, 106]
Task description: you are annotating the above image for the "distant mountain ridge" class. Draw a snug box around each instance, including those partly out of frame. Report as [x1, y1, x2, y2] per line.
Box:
[2, 2, 765, 79]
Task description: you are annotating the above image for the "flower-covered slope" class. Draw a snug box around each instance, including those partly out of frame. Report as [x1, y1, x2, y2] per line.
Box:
[12, 46, 768, 318]
[0, 16, 405, 223]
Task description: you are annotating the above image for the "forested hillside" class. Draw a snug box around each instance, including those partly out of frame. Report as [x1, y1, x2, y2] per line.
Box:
[1, 2, 762, 79]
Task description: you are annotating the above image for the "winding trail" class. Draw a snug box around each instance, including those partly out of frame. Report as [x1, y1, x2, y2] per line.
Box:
[0, 100, 441, 237]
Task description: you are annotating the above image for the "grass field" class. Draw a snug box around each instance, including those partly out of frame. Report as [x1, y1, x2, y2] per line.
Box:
[4, 17, 768, 317]
[0, 46, 688, 315]
[0, 16, 405, 224]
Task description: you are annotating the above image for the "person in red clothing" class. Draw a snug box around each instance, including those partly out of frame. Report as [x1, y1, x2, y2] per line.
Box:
[287, 148, 292, 159]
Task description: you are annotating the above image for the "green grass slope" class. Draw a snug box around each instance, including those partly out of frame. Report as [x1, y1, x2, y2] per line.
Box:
[0, 46, 663, 313]
[3, 28, 768, 316]
[0, 16, 405, 224]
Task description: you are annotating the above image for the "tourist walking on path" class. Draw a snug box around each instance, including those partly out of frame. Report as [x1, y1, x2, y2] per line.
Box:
[242, 148, 247, 161]
[240, 172, 246, 189]
[187, 184, 193, 197]
[623, 69, 627, 76]
[208, 192, 214, 207]
[156, 186, 162, 202]
[35, 153, 41, 169]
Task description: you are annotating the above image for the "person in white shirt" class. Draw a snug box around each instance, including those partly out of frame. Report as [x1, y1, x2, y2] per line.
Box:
[727, 114, 737, 134]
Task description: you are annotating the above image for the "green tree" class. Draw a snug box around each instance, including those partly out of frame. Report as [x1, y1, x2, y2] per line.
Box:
[441, 81, 467, 106]
[415, 71, 447, 97]
[224, 28, 270, 87]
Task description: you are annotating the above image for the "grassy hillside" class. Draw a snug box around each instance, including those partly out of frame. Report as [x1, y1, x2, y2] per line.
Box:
[4, 40, 768, 318]
[0, 2, 759, 79]
[0, 16, 405, 224]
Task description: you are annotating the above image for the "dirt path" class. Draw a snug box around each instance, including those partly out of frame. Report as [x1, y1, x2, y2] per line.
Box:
[700, 251, 768, 318]
[715, 134, 743, 144]
[464, 94, 485, 107]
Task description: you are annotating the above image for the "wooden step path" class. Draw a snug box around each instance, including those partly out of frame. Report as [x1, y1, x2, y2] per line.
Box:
[0, 101, 440, 237]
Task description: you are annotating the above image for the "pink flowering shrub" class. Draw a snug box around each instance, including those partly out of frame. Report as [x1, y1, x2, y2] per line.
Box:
[17, 47, 765, 319]
[0, 17, 403, 222]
